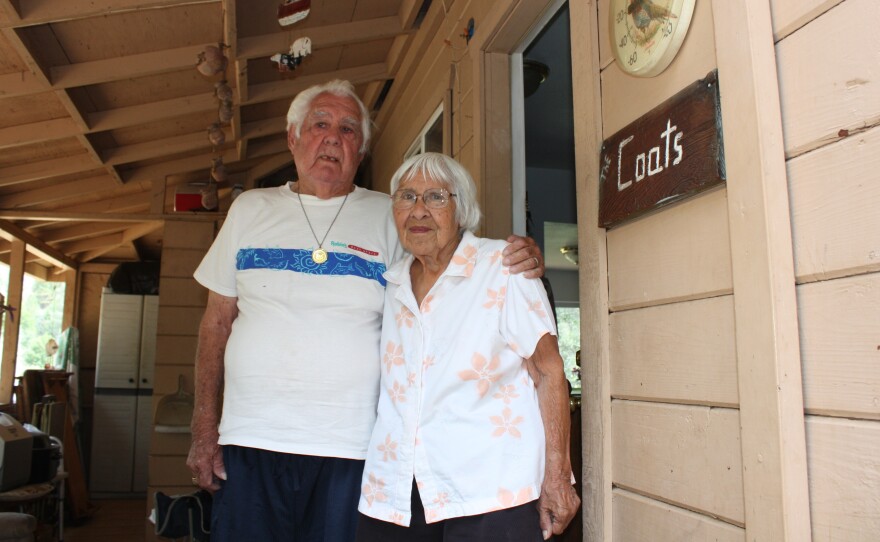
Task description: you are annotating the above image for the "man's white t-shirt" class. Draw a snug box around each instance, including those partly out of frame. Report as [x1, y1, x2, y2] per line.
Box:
[194, 184, 403, 460]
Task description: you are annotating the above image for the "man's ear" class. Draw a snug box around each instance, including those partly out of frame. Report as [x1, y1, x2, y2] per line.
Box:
[287, 129, 297, 153]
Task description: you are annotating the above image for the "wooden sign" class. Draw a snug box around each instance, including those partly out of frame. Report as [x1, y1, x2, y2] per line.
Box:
[598, 70, 725, 228]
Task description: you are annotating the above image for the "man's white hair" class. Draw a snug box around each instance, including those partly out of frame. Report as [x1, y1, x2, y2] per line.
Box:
[286, 79, 372, 154]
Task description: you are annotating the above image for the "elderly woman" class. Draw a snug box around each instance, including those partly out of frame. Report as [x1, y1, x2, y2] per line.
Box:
[356, 153, 579, 541]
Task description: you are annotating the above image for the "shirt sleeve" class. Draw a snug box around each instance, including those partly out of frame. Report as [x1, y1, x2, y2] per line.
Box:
[193, 196, 246, 298]
[499, 271, 558, 360]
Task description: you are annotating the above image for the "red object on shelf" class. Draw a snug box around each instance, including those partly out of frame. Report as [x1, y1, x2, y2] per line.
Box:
[278, 0, 311, 26]
[174, 186, 203, 212]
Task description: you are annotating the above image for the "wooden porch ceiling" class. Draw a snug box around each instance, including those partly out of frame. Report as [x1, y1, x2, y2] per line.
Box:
[0, 0, 423, 276]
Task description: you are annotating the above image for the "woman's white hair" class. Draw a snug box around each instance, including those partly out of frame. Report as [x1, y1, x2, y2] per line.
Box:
[389, 152, 482, 232]
[286, 79, 372, 154]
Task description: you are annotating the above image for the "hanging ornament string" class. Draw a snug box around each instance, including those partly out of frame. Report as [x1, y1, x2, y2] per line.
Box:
[296, 187, 349, 264]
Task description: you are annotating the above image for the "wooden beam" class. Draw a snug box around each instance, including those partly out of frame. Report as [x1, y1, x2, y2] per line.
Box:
[236, 16, 404, 60]
[103, 129, 229, 166]
[569, 0, 612, 538]
[712, 0, 812, 540]
[246, 64, 388, 105]
[124, 149, 237, 183]
[50, 44, 210, 88]
[0, 209, 220, 222]
[398, 0, 421, 29]
[0, 69, 44, 98]
[0, 117, 80, 149]
[88, 93, 217, 132]
[62, 268, 76, 329]
[0, 239, 24, 403]
[0, 219, 78, 269]
[0, 154, 101, 187]
[4, 0, 220, 28]
[0, 176, 117, 208]
[38, 222, 132, 244]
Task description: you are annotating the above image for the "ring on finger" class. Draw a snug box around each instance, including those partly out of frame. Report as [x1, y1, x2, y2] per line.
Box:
[532, 256, 539, 268]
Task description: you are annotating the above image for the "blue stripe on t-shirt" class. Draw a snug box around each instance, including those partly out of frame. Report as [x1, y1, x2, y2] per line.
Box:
[236, 248, 387, 287]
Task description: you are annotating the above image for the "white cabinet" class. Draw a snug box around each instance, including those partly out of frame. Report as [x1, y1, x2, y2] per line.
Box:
[90, 291, 158, 494]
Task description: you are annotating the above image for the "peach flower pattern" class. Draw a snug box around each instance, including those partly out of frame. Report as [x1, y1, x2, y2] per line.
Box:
[433, 492, 450, 508]
[526, 300, 548, 319]
[490, 407, 524, 438]
[483, 286, 506, 310]
[493, 384, 519, 404]
[423, 355, 435, 370]
[383, 341, 404, 373]
[497, 487, 534, 508]
[395, 306, 414, 329]
[407, 371, 416, 387]
[421, 294, 435, 313]
[378, 434, 398, 461]
[388, 381, 407, 404]
[452, 244, 477, 275]
[362, 473, 388, 506]
[457, 353, 501, 397]
[388, 511, 404, 525]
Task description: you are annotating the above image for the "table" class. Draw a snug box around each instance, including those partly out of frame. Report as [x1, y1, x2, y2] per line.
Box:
[0, 472, 67, 541]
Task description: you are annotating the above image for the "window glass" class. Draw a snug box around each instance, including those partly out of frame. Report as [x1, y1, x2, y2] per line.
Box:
[555, 306, 581, 390]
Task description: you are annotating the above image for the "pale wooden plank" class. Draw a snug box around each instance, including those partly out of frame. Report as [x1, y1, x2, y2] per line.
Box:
[158, 277, 209, 308]
[805, 416, 880, 541]
[607, 188, 732, 311]
[156, 306, 202, 337]
[776, 0, 880, 158]
[600, 0, 716, 137]
[613, 488, 745, 542]
[162, 221, 215, 250]
[612, 400, 744, 524]
[0, 239, 24, 402]
[770, 0, 845, 40]
[159, 248, 204, 279]
[798, 274, 880, 420]
[570, 0, 612, 539]
[788, 124, 880, 282]
[712, 0, 812, 539]
[155, 335, 199, 367]
[610, 295, 738, 407]
[9, 0, 219, 27]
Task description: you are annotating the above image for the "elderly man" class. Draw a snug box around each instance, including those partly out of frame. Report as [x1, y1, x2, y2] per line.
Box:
[187, 79, 544, 541]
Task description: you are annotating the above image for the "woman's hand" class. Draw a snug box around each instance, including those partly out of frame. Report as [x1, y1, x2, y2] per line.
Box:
[537, 475, 580, 539]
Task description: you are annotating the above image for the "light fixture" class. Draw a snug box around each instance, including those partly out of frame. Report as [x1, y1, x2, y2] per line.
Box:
[560, 245, 578, 265]
[522, 59, 549, 98]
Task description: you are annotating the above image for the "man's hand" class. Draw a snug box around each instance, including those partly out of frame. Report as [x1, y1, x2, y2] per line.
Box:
[186, 429, 225, 492]
[537, 477, 580, 539]
[503, 234, 545, 279]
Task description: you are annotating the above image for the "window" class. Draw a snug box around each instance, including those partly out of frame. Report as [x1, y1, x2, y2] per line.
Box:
[555, 306, 581, 390]
[404, 104, 444, 159]
[0, 263, 67, 378]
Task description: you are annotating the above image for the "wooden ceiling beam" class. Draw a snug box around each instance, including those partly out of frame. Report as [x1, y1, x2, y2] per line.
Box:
[50, 44, 210, 88]
[38, 222, 132, 244]
[222, 0, 245, 160]
[2, 0, 220, 28]
[102, 129, 230, 166]
[245, 152, 292, 188]
[0, 175, 117, 208]
[88, 92, 217, 132]
[0, 154, 101, 187]
[398, 0, 421, 30]
[0, 219, 78, 270]
[124, 149, 238, 183]
[247, 63, 388, 105]
[74, 220, 163, 264]
[0, 117, 80, 149]
[236, 16, 404, 61]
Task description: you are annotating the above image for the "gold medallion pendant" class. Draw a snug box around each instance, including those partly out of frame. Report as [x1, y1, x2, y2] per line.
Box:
[312, 248, 328, 264]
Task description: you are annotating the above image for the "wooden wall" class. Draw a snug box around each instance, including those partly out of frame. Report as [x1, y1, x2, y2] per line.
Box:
[775, 0, 880, 538]
[144, 219, 214, 540]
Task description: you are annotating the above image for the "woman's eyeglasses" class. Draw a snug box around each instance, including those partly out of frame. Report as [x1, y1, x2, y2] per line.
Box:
[391, 188, 457, 209]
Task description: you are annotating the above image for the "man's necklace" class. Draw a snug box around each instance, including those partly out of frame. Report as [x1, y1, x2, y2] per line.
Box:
[296, 187, 349, 264]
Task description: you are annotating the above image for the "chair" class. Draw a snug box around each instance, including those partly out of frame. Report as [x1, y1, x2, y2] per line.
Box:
[0, 512, 36, 542]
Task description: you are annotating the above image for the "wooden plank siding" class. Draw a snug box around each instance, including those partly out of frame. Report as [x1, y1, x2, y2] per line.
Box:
[613, 488, 745, 542]
[772, 0, 880, 540]
[610, 295, 739, 407]
[612, 400, 745, 525]
[147, 218, 215, 537]
[768, 0, 880, 539]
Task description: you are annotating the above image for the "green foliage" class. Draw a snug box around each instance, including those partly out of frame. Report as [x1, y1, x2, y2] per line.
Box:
[555, 307, 581, 389]
[0, 264, 66, 377]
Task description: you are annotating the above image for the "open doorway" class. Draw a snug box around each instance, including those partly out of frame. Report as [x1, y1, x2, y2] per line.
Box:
[512, 2, 580, 391]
